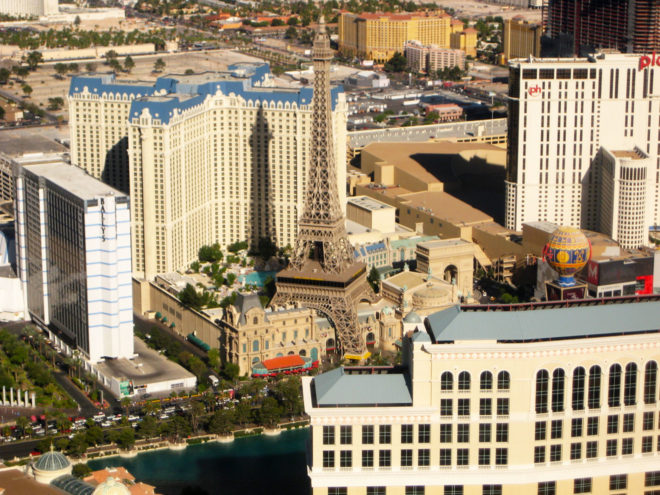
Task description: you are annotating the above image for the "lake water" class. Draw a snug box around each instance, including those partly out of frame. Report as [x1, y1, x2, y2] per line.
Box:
[88, 429, 310, 495]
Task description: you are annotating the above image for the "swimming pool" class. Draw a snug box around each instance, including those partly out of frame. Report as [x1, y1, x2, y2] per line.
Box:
[238, 270, 277, 287]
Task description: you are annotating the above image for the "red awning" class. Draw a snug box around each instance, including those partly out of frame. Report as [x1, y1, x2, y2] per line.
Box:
[262, 355, 305, 371]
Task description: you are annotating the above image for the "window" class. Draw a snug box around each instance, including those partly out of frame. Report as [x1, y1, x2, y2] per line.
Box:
[483, 486, 502, 495]
[323, 450, 335, 468]
[610, 474, 627, 490]
[445, 487, 463, 495]
[497, 371, 510, 391]
[535, 421, 547, 441]
[401, 449, 413, 467]
[458, 424, 469, 443]
[418, 448, 430, 466]
[496, 423, 508, 442]
[478, 448, 490, 465]
[362, 450, 374, 467]
[607, 415, 619, 434]
[624, 363, 637, 406]
[534, 446, 545, 463]
[379, 450, 391, 467]
[587, 417, 598, 436]
[574, 478, 592, 493]
[552, 369, 565, 412]
[418, 424, 430, 443]
[480, 399, 492, 416]
[328, 489, 347, 495]
[367, 488, 386, 495]
[623, 413, 634, 433]
[480, 371, 493, 391]
[340, 450, 352, 467]
[457, 449, 469, 466]
[538, 481, 556, 495]
[622, 437, 633, 455]
[497, 398, 509, 416]
[379, 425, 391, 444]
[550, 444, 561, 462]
[536, 370, 549, 413]
[570, 442, 582, 460]
[572, 367, 586, 410]
[405, 487, 424, 495]
[643, 436, 653, 453]
[646, 471, 660, 486]
[441, 371, 453, 391]
[606, 439, 617, 456]
[588, 366, 601, 409]
[340, 425, 352, 445]
[401, 424, 413, 444]
[551, 420, 563, 439]
[644, 412, 654, 431]
[644, 361, 658, 404]
[458, 399, 470, 416]
[479, 424, 491, 442]
[586, 441, 598, 458]
[362, 425, 374, 444]
[323, 426, 335, 445]
[440, 424, 452, 442]
[440, 448, 451, 465]
[571, 418, 583, 437]
[609, 364, 622, 407]
[458, 372, 471, 391]
[495, 448, 508, 465]
[441, 399, 453, 416]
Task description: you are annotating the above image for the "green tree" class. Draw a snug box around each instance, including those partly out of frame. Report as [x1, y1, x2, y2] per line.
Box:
[108, 59, 122, 73]
[284, 26, 297, 39]
[47, 97, 64, 110]
[120, 396, 132, 414]
[221, 362, 240, 381]
[154, 58, 166, 72]
[0, 67, 9, 84]
[12, 65, 29, 78]
[234, 400, 251, 426]
[256, 396, 282, 427]
[198, 243, 223, 263]
[270, 18, 284, 26]
[68, 63, 79, 73]
[117, 428, 135, 450]
[104, 50, 118, 64]
[184, 68, 195, 75]
[26, 51, 42, 70]
[208, 409, 234, 435]
[287, 17, 299, 26]
[256, 237, 278, 260]
[74, 15, 81, 27]
[384, 51, 407, 72]
[54, 62, 68, 77]
[189, 401, 206, 433]
[21, 83, 32, 97]
[123, 55, 135, 72]
[227, 240, 248, 253]
[225, 273, 237, 286]
[424, 110, 439, 124]
[85, 425, 104, 446]
[66, 433, 88, 456]
[137, 414, 159, 438]
[207, 348, 220, 371]
[85, 62, 96, 72]
[367, 266, 380, 293]
[72, 463, 91, 478]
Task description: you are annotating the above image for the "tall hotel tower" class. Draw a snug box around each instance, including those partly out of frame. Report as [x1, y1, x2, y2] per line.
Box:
[69, 64, 347, 280]
[505, 51, 660, 248]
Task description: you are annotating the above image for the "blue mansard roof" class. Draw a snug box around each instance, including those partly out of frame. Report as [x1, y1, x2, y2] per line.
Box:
[69, 62, 343, 124]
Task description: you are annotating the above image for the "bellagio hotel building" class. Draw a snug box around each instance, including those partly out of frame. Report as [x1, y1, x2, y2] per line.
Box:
[506, 52, 660, 248]
[68, 64, 347, 280]
[303, 296, 660, 495]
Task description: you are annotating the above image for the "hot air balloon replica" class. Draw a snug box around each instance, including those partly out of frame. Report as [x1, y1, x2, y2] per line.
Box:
[543, 226, 591, 300]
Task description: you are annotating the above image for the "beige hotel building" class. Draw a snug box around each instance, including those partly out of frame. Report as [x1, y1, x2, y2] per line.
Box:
[303, 297, 660, 494]
[68, 64, 347, 280]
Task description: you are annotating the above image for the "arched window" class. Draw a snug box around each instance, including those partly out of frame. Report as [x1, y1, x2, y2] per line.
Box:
[252, 340, 259, 352]
[572, 367, 585, 410]
[253, 317, 258, 325]
[608, 364, 622, 407]
[552, 369, 565, 412]
[458, 372, 471, 391]
[497, 371, 510, 391]
[299, 349, 307, 357]
[644, 361, 658, 404]
[624, 362, 637, 406]
[441, 372, 453, 391]
[588, 366, 601, 409]
[480, 371, 493, 391]
[535, 370, 549, 413]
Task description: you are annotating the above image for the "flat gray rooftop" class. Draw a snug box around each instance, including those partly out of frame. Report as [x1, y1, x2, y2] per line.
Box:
[426, 300, 660, 342]
[313, 367, 412, 407]
[23, 162, 125, 201]
[348, 195, 394, 211]
[95, 337, 195, 387]
[0, 131, 67, 157]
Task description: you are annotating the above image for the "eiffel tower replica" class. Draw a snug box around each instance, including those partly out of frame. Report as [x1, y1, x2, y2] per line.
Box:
[271, 16, 377, 360]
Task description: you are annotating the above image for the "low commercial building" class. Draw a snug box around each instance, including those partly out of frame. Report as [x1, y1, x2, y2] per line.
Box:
[404, 41, 465, 74]
[421, 103, 463, 122]
[303, 296, 660, 494]
[347, 196, 396, 234]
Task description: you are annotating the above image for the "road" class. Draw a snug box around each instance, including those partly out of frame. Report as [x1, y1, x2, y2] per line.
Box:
[0, 87, 58, 124]
[51, 371, 98, 418]
[0, 438, 44, 460]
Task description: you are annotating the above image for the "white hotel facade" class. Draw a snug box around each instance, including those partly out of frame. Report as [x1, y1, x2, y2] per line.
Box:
[14, 161, 134, 363]
[505, 52, 660, 247]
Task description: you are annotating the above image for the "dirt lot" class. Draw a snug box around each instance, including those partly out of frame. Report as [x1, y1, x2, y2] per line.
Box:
[436, 0, 543, 21]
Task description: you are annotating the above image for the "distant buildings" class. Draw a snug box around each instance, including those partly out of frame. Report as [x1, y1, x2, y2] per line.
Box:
[450, 28, 478, 58]
[505, 52, 660, 245]
[303, 296, 660, 494]
[421, 103, 463, 122]
[502, 18, 542, 62]
[68, 64, 347, 280]
[544, 0, 660, 55]
[14, 161, 133, 363]
[338, 11, 452, 63]
[0, 0, 57, 17]
[404, 41, 466, 74]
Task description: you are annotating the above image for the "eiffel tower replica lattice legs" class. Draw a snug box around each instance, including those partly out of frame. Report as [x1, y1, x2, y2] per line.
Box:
[271, 16, 377, 359]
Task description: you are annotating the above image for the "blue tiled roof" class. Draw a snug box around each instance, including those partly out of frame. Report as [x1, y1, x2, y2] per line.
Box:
[365, 242, 386, 253]
[70, 63, 343, 125]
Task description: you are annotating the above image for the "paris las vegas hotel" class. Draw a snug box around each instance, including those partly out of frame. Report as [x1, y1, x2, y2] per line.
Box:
[505, 51, 660, 249]
[68, 63, 346, 280]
